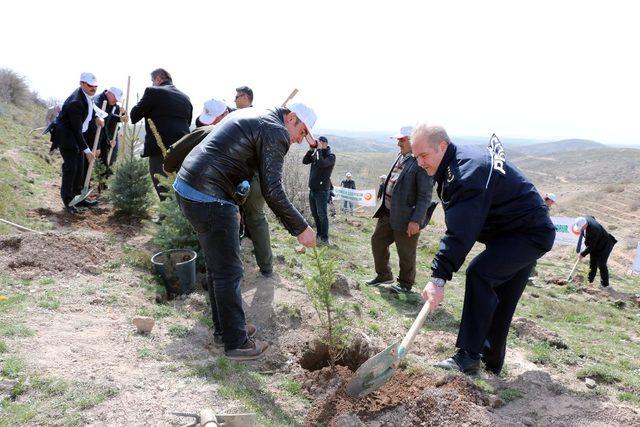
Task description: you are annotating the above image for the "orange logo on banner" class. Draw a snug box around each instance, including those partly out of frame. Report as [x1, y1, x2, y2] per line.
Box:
[364, 193, 372, 201]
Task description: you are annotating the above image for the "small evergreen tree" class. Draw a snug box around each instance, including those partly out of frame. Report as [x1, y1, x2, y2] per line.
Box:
[305, 247, 349, 372]
[108, 124, 153, 216]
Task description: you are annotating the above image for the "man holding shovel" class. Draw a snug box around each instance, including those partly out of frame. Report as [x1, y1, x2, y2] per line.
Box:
[411, 124, 555, 375]
[174, 103, 317, 360]
[573, 216, 617, 289]
[50, 72, 105, 214]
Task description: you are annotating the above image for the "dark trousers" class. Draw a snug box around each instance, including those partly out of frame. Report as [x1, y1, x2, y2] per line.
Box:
[176, 193, 248, 351]
[243, 175, 272, 272]
[309, 190, 330, 241]
[457, 230, 554, 372]
[342, 200, 354, 214]
[371, 213, 419, 287]
[149, 153, 168, 200]
[59, 148, 85, 206]
[588, 241, 615, 287]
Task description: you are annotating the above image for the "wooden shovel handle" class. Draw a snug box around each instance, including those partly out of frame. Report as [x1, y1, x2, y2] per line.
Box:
[83, 100, 108, 188]
[398, 300, 432, 358]
[281, 88, 298, 107]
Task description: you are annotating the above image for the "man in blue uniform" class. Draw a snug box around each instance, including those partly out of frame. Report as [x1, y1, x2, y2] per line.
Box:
[411, 124, 555, 375]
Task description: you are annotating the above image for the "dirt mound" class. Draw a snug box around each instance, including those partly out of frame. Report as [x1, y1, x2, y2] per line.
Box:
[31, 207, 144, 238]
[511, 317, 567, 349]
[303, 367, 492, 426]
[0, 233, 111, 276]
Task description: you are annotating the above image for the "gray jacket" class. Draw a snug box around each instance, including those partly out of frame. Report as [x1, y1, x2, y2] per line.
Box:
[373, 155, 436, 231]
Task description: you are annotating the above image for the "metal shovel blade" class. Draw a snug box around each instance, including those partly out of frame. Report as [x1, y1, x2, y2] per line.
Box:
[345, 341, 400, 398]
[68, 187, 92, 207]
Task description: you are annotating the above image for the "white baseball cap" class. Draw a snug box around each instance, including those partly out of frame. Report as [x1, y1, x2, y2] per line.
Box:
[80, 72, 98, 86]
[198, 98, 227, 125]
[288, 102, 317, 145]
[108, 87, 123, 102]
[391, 126, 413, 139]
[346, 172, 352, 177]
[545, 193, 557, 203]
[572, 216, 587, 234]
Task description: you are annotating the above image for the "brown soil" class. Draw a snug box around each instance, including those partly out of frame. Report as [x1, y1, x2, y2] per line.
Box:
[303, 366, 493, 426]
[31, 206, 144, 238]
[511, 317, 568, 349]
[0, 232, 111, 277]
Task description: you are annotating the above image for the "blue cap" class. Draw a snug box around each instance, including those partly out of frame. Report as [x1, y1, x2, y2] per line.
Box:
[318, 136, 328, 143]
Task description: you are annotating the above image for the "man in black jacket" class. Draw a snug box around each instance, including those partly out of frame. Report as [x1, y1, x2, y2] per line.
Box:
[51, 72, 104, 213]
[84, 87, 124, 181]
[302, 136, 336, 245]
[573, 216, 617, 289]
[340, 172, 356, 215]
[412, 124, 555, 375]
[175, 103, 317, 360]
[366, 126, 435, 294]
[130, 68, 192, 200]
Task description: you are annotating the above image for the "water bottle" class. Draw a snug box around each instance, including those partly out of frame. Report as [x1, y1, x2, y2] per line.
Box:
[234, 180, 251, 205]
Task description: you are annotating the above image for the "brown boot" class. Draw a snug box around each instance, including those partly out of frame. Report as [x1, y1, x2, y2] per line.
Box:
[214, 324, 256, 347]
[225, 338, 270, 361]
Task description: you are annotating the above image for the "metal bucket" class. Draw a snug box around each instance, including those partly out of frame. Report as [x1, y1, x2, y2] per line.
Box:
[151, 249, 197, 296]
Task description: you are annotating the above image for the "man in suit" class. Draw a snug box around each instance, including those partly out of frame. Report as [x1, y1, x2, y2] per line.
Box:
[51, 72, 105, 213]
[130, 68, 193, 200]
[366, 126, 435, 294]
[340, 172, 356, 215]
[573, 216, 617, 289]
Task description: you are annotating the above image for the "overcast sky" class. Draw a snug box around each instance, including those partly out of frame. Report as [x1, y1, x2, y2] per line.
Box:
[2, 0, 639, 145]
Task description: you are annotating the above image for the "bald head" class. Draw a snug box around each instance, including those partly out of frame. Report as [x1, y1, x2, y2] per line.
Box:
[411, 122, 451, 176]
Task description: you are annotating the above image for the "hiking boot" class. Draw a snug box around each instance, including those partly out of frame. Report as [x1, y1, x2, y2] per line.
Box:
[225, 338, 270, 361]
[260, 269, 273, 278]
[365, 276, 394, 287]
[214, 324, 257, 347]
[435, 349, 481, 374]
[64, 205, 79, 214]
[389, 282, 414, 294]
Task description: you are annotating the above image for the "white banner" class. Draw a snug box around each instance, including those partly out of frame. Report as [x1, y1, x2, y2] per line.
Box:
[551, 216, 580, 247]
[333, 187, 377, 207]
[633, 242, 640, 274]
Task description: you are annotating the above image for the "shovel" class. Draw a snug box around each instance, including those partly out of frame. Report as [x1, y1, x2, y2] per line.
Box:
[346, 298, 433, 397]
[69, 100, 107, 207]
[566, 257, 581, 283]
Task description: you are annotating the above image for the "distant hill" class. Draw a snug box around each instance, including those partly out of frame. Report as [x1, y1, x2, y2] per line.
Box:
[517, 139, 607, 156]
[320, 134, 396, 153]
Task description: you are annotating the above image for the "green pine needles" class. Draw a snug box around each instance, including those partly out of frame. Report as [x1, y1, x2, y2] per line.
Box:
[305, 247, 349, 371]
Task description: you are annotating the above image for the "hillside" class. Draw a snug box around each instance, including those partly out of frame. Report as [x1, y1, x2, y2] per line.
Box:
[517, 139, 607, 156]
[1, 71, 639, 425]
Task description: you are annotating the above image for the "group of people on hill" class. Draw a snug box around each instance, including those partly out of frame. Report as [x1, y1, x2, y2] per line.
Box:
[45, 69, 617, 370]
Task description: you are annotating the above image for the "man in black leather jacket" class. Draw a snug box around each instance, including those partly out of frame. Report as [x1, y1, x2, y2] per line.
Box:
[302, 136, 336, 244]
[174, 103, 317, 360]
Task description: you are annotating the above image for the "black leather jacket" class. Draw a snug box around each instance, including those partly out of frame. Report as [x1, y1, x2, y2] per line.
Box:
[178, 107, 308, 236]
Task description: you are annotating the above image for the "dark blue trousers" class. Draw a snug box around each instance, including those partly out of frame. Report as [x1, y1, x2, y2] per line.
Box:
[457, 228, 555, 371]
[176, 194, 248, 351]
[309, 190, 330, 241]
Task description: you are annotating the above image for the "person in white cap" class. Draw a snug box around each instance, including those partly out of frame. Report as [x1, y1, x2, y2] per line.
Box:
[88, 86, 126, 177]
[573, 215, 618, 289]
[173, 102, 317, 361]
[543, 193, 557, 209]
[367, 125, 436, 294]
[48, 72, 106, 213]
[340, 172, 356, 215]
[195, 98, 229, 128]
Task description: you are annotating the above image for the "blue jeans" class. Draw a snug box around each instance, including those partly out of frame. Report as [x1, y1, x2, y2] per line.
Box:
[342, 200, 354, 214]
[176, 193, 247, 350]
[309, 190, 330, 241]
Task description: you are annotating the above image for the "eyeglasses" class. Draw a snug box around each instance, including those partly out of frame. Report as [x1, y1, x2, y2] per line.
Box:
[83, 82, 97, 89]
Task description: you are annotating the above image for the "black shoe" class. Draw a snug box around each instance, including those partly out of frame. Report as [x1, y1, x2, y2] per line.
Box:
[214, 324, 257, 347]
[365, 276, 394, 287]
[76, 198, 98, 207]
[435, 349, 481, 374]
[389, 282, 414, 294]
[260, 269, 273, 278]
[225, 338, 270, 361]
[64, 205, 80, 214]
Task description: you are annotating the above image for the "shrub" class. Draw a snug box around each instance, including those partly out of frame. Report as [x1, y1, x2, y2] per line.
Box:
[0, 68, 31, 106]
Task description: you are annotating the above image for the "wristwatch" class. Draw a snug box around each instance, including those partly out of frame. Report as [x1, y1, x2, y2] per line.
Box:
[431, 277, 446, 288]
